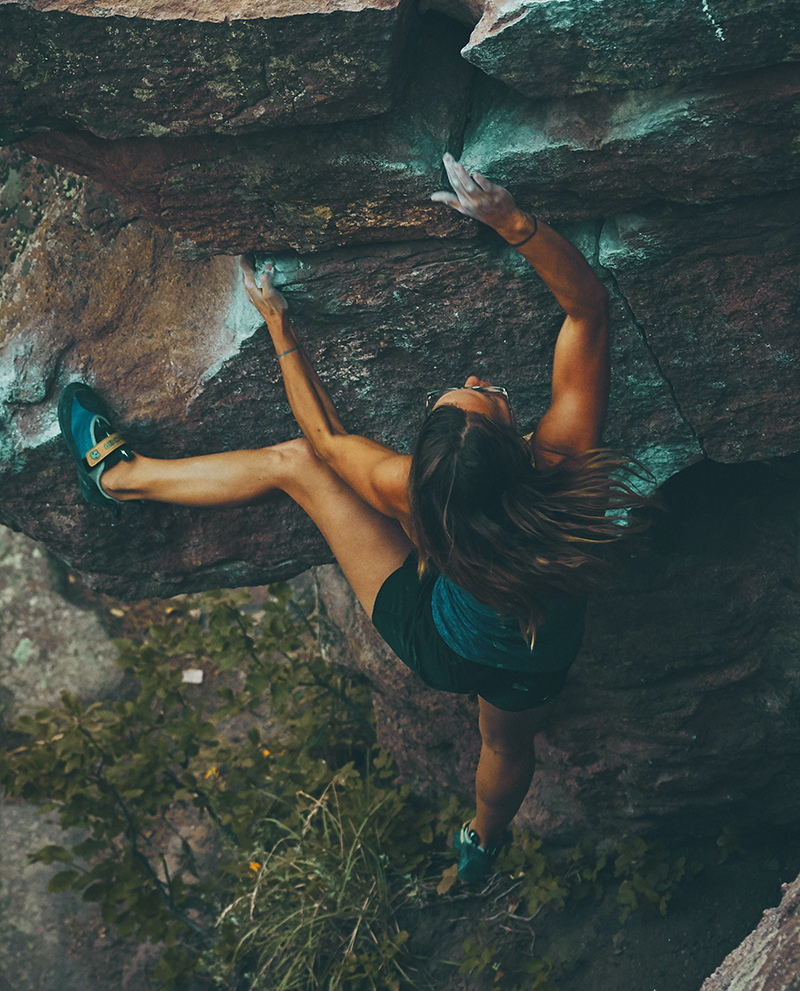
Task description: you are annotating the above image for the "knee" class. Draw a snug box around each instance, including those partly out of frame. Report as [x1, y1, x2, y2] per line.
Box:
[480, 736, 534, 761]
[478, 719, 537, 759]
[270, 436, 335, 494]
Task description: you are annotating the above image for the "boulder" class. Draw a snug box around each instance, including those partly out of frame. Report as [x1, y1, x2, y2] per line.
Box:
[700, 870, 800, 991]
[0, 525, 122, 730]
[0, 0, 413, 142]
[0, 0, 798, 850]
[462, 0, 800, 100]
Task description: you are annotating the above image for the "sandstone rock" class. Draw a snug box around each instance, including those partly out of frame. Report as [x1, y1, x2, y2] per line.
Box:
[0, 0, 413, 142]
[463, 0, 800, 100]
[0, 147, 335, 597]
[316, 457, 800, 843]
[700, 870, 800, 991]
[599, 195, 800, 463]
[17, 17, 476, 255]
[460, 64, 800, 221]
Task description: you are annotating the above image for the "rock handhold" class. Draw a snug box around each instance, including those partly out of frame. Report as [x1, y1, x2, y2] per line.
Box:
[460, 65, 800, 220]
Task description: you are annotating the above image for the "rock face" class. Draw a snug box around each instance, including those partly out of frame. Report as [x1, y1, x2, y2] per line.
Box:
[0, 0, 413, 142]
[700, 870, 800, 991]
[463, 0, 800, 99]
[0, 0, 799, 861]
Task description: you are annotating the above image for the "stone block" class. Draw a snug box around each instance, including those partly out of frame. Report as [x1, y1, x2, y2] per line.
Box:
[17, 16, 476, 254]
[463, 0, 800, 100]
[0, 0, 413, 142]
[459, 65, 800, 220]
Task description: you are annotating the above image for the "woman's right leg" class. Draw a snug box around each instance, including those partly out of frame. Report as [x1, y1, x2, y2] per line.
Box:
[101, 439, 413, 618]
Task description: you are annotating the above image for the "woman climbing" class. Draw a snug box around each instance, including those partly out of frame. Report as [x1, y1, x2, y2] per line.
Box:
[59, 154, 642, 883]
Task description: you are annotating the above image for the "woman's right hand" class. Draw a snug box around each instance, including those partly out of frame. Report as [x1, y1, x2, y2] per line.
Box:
[240, 255, 288, 322]
[430, 153, 520, 230]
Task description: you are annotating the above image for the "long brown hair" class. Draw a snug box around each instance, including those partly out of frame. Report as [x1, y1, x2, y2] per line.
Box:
[408, 405, 651, 631]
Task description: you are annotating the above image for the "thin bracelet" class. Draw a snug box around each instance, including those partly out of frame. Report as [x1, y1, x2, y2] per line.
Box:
[277, 346, 300, 359]
[509, 216, 538, 248]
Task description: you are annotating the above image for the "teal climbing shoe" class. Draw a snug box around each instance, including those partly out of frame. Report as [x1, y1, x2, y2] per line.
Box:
[452, 821, 503, 885]
[58, 382, 133, 516]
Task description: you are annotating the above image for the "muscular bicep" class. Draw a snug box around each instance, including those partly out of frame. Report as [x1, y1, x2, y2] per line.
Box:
[533, 310, 609, 467]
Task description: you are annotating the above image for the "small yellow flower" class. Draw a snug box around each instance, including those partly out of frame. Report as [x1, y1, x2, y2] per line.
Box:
[249, 861, 261, 873]
[205, 767, 218, 779]
[262, 748, 270, 757]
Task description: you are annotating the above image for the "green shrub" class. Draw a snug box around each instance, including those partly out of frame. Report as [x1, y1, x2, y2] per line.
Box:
[0, 586, 444, 990]
[0, 584, 718, 990]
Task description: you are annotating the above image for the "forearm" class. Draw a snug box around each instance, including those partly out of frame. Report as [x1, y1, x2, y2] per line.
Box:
[261, 308, 347, 452]
[493, 210, 608, 321]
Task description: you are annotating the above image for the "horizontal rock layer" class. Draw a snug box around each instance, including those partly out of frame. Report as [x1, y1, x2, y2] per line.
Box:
[16, 18, 475, 254]
[463, 0, 800, 99]
[0, 0, 411, 141]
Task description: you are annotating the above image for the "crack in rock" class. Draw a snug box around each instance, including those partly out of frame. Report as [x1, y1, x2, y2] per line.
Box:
[602, 267, 706, 459]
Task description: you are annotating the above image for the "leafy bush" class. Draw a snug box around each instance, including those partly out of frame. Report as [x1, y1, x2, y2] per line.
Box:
[614, 836, 703, 922]
[0, 586, 449, 990]
[0, 583, 719, 991]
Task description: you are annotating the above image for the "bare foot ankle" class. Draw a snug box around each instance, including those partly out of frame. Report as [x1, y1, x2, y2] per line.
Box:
[100, 456, 138, 500]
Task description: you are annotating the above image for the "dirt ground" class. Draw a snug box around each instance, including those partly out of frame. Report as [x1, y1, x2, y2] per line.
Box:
[402, 833, 800, 991]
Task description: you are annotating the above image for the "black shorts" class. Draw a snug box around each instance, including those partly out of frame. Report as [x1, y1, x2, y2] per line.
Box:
[371, 552, 571, 713]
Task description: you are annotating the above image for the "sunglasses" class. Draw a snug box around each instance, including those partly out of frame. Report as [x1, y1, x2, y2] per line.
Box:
[424, 385, 512, 415]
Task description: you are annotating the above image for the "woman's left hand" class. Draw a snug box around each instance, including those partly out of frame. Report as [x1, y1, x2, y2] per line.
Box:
[431, 154, 519, 230]
[240, 255, 288, 321]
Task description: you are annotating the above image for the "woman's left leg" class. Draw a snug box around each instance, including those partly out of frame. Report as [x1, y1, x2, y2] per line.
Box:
[471, 697, 547, 848]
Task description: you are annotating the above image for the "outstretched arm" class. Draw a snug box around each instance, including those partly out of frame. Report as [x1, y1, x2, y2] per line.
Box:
[239, 257, 411, 523]
[432, 154, 609, 467]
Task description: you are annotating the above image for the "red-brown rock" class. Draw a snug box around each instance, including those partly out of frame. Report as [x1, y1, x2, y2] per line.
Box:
[17, 18, 475, 255]
[700, 870, 800, 991]
[463, 0, 800, 100]
[0, 0, 413, 141]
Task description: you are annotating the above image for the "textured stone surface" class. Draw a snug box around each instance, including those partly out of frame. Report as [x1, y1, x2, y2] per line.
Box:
[0, 0, 412, 142]
[17, 17, 476, 256]
[0, 144, 701, 596]
[317, 458, 800, 844]
[460, 65, 800, 221]
[600, 197, 800, 464]
[463, 0, 800, 100]
[700, 871, 800, 991]
[0, 525, 122, 730]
